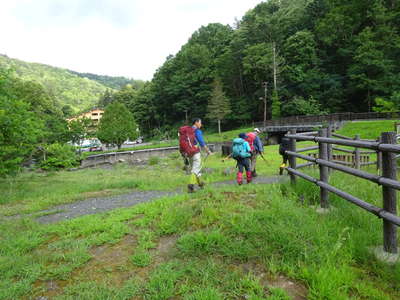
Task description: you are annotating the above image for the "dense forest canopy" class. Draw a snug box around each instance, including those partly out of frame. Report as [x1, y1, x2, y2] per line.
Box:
[114, 0, 399, 136]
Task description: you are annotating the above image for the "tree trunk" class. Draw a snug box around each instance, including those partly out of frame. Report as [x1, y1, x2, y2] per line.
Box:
[264, 82, 267, 127]
[264, 99, 267, 127]
[117, 144, 121, 150]
[218, 119, 221, 135]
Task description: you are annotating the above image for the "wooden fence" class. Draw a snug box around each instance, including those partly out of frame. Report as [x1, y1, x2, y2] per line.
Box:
[285, 128, 399, 255]
[254, 111, 400, 127]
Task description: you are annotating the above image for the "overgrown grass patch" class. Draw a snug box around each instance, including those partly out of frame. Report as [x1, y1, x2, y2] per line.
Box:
[337, 120, 399, 140]
[1, 181, 400, 299]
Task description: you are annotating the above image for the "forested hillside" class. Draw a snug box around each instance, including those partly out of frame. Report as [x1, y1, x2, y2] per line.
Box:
[70, 70, 145, 90]
[0, 54, 138, 112]
[125, 0, 399, 136]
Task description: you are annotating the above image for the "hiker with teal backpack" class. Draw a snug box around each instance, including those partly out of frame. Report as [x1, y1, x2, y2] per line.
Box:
[231, 133, 253, 185]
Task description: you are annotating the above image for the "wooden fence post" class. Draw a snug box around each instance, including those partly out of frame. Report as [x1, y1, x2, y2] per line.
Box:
[354, 134, 361, 169]
[381, 132, 398, 254]
[327, 125, 333, 173]
[319, 128, 329, 208]
[377, 137, 382, 174]
[289, 129, 297, 185]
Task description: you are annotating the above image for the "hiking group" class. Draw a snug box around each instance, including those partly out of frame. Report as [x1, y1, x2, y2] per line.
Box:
[179, 118, 264, 192]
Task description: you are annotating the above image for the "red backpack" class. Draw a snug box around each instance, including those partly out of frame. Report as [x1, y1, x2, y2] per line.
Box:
[179, 126, 200, 157]
[245, 132, 256, 151]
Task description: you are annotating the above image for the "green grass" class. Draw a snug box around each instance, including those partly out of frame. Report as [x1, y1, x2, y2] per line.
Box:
[336, 120, 399, 140]
[0, 141, 288, 216]
[1, 120, 400, 299]
[1, 174, 399, 299]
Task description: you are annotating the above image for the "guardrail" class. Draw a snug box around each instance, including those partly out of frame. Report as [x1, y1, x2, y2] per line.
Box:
[285, 128, 399, 255]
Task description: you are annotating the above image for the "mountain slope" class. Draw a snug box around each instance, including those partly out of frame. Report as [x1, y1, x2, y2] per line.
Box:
[69, 70, 145, 90]
[0, 54, 137, 112]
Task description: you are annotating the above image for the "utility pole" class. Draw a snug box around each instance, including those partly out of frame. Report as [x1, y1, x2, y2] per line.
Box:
[263, 82, 268, 127]
[272, 43, 277, 91]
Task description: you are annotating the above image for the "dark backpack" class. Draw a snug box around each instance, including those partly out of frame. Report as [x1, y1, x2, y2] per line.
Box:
[179, 126, 200, 157]
[279, 137, 291, 155]
[232, 138, 251, 159]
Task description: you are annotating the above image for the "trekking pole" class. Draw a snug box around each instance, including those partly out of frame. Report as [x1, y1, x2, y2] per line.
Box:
[259, 152, 268, 163]
[221, 154, 232, 162]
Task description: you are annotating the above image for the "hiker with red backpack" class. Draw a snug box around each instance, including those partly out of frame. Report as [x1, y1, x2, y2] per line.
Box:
[245, 128, 264, 177]
[179, 118, 212, 193]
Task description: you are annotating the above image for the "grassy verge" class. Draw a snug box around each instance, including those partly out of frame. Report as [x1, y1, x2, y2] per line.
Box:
[1, 171, 399, 299]
[0, 142, 290, 216]
[336, 120, 399, 140]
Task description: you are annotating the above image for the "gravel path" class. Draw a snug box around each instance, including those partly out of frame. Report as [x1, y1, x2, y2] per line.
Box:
[32, 175, 287, 224]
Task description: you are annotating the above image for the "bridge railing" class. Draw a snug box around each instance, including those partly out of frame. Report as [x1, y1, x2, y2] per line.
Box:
[285, 128, 399, 255]
[255, 111, 400, 127]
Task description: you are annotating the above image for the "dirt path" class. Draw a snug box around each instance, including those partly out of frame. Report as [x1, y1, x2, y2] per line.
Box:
[33, 175, 287, 224]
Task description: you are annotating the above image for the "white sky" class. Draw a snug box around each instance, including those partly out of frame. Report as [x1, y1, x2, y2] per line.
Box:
[0, 0, 263, 80]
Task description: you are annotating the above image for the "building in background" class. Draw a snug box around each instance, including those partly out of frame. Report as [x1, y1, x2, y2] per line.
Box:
[67, 108, 104, 125]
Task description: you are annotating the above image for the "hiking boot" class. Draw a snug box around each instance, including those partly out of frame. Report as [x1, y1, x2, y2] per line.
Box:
[188, 184, 195, 193]
[279, 163, 286, 176]
[246, 171, 252, 184]
[198, 181, 206, 189]
[237, 172, 243, 185]
[252, 170, 258, 177]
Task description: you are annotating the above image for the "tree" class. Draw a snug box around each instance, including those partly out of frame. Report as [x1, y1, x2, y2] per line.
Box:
[281, 96, 326, 117]
[97, 102, 137, 149]
[68, 117, 92, 148]
[0, 98, 43, 176]
[206, 79, 231, 134]
[0, 68, 44, 176]
[271, 90, 281, 119]
[98, 89, 114, 108]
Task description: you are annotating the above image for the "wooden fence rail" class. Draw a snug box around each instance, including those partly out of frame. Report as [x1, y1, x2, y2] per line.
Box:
[255, 111, 400, 127]
[285, 129, 399, 254]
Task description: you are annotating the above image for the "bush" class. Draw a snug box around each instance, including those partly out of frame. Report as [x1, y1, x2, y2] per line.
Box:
[281, 96, 327, 117]
[38, 143, 79, 170]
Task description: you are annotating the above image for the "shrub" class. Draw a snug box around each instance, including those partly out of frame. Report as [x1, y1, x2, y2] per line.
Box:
[38, 143, 79, 170]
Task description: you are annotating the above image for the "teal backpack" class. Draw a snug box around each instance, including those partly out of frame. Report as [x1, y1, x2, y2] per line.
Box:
[232, 138, 251, 159]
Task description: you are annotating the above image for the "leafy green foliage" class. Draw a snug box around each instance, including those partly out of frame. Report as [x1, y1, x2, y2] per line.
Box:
[271, 90, 281, 119]
[0, 54, 111, 112]
[123, 0, 400, 135]
[373, 97, 398, 112]
[0, 68, 44, 176]
[206, 79, 231, 133]
[0, 98, 43, 176]
[70, 70, 144, 90]
[38, 143, 79, 170]
[281, 96, 326, 116]
[97, 102, 137, 149]
[67, 117, 92, 146]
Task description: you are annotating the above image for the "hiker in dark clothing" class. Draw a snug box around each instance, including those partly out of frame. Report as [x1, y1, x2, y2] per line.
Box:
[279, 136, 291, 175]
[232, 133, 252, 185]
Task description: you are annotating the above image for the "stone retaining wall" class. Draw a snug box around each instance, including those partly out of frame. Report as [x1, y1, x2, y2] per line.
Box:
[81, 144, 219, 168]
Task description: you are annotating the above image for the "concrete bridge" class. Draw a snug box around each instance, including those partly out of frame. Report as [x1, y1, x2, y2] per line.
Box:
[260, 123, 345, 145]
